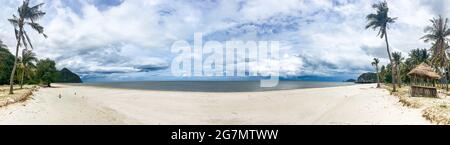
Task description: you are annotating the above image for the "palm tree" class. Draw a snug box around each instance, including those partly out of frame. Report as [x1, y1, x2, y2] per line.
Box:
[0, 40, 6, 49]
[407, 48, 430, 67]
[7, 0, 47, 94]
[392, 52, 404, 88]
[421, 15, 450, 91]
[371, 58, 381, 88]
[404, 48, 430, 84]
[19, 49, 37, 89]
[366, 1, 398, 92]
[380, 65, 386, 83]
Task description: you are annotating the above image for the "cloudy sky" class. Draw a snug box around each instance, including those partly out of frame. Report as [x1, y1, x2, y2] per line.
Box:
[0, 0, 449, 82]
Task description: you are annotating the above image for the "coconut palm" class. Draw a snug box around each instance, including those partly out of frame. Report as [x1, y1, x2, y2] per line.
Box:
[380, 65, 386, 83]
[392, 52, 404, 88]
[421, 15, 450, 91]
[0, 40, 6, 49]
[366, 1, 398, 92]
[407, 48, 430, 67]
[371, 58, 381, 88]
[19, 49, 37, 89]
[7, 0, 47, 94]
[404, 49, 430, 84]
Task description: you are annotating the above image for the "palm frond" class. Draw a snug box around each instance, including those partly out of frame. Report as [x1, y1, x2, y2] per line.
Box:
[26, 22, 47, 38]
[421, 34, 437, 43]
[365, 20, 379, 30]
[18, 0, 30, 18]
[29, 3, 44, 12]
[14, 28, 20, 40]
[7, 19, 19, 27]
[28, 11, 46, 22]
[365, 1, 394, 39]
[8, 15, 20, 28]
[0, 39, 7, 49]
[23, 30, 34, 50]
[21, 33, 28, 50]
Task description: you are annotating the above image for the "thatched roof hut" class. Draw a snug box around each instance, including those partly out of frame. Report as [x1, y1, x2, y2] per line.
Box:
[408, 63, 440, 97]
[407, 63, 441, 80]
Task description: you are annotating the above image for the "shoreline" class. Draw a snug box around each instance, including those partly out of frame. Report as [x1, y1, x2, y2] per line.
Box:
[71, 81, 356, 93]
[0, 83, 430, 125]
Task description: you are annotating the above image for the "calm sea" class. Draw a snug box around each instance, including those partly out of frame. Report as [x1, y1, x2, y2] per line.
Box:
[78, 81, 355, 92]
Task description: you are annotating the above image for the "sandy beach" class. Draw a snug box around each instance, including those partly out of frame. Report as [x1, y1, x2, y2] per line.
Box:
[0, 84, 430, 125]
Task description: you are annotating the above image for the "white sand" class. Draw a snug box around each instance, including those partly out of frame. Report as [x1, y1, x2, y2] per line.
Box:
[0, 84, 430, 125]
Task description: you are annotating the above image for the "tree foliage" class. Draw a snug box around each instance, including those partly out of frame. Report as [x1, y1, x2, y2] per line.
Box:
[0, 40, 15, 85]
[36, 58, 58, 87]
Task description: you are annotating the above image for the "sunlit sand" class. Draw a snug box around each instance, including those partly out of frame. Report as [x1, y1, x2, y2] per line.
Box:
[0, 84, 429, 125]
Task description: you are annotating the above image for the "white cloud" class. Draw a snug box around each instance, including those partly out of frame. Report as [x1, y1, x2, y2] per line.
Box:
[0, 0, 447, 81]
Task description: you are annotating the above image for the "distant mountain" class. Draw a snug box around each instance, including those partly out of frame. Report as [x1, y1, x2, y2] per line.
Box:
[344, 79, 356, 82]
[56, 68, 82, 83]
[282, 75, 359, 82]
[356, 73, 377, 84]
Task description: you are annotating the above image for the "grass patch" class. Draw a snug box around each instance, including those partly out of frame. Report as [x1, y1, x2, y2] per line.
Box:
[384, 85, 424, 108]
[382, 84, 450, 124]
[423, 104, 450, 125]
[0, 85, 39, 108]
[398, 95, 423, 108]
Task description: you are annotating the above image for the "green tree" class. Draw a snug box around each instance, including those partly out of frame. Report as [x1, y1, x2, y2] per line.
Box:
[371, 58, 381, 88]
[0, 40, 15, 85]
[404, 48, 430, 83]
[7, 0, 47, 94]
[421, 15, 450, 91]
[0, 40, 6, 50]
[407, 48, 430, 67]
[392, 52, 404, 88]
[366, 1, 398, 92]
[36, 58, 57, 87]
[384, 64, 394, 84]
[380, 65, 386, 83]
[19, 49, 37, 88]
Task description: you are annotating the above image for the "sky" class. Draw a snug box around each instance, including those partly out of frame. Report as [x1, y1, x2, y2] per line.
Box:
[0, 0, 449, 82]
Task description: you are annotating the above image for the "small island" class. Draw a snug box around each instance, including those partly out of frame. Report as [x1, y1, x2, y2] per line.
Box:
[344, 79, 356, 83]
[356, 73, 378, 84]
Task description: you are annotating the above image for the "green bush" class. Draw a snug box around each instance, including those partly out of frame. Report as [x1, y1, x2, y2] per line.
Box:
[0, 44, 15, 85]
[36, 58, 58, 87]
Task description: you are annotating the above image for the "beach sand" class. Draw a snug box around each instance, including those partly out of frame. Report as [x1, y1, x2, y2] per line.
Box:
[0, 84, 430, 125]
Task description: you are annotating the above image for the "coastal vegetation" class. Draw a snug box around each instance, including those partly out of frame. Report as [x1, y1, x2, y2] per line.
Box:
[366, 1, 450, 124]
[36, 58, 58, 87]
[371, 58, 381, 88]
[19, 49, 37, 89]
[365, 0, 397, 92]
[0, 40, 14, 85]
[7, 0, 47, 94]
[0, 41, 79, 87]
[366, 1, 450, 92]
[385, 84, 450, 125]
[1, 0, 81, 108]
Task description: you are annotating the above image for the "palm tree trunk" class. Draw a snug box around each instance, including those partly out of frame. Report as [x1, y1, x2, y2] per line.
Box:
[397, 65, 401, 88]
[376, 65, 380, 88]
[20, 66, 25, 89]
[446, 67, 449, 92]
[384, 32, 396, 92]
[9, 30, 22, 94]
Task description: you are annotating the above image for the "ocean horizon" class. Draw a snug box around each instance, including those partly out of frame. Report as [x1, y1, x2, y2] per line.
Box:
[76, 80, 355, 92]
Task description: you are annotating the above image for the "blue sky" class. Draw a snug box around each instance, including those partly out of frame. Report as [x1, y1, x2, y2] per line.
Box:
[0, 0, 449, 82]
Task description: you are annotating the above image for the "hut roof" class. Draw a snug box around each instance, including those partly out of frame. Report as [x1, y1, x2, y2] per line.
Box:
[407, 63, 441, 79]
